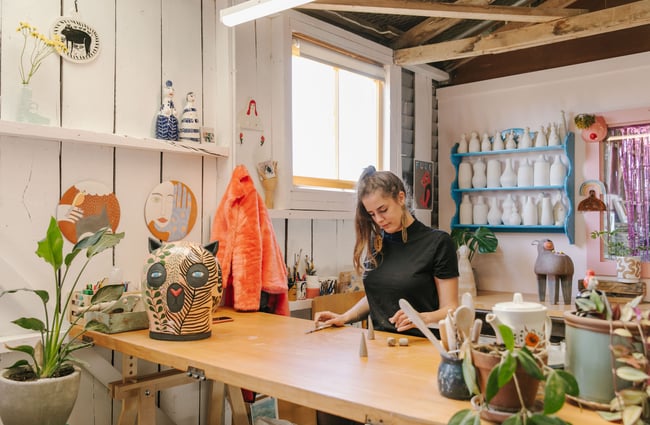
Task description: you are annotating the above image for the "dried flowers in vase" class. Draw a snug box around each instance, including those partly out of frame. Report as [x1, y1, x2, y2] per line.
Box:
[16, 22, 67, 85]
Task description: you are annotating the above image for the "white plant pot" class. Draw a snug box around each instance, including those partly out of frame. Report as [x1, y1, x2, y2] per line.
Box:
[0, 366, 81, 425]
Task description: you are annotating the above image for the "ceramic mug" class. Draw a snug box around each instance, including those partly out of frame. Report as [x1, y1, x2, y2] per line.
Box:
[296, 281, 307, 300]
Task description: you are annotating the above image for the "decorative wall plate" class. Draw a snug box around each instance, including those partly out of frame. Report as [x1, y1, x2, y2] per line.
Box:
[144, 180, 197, 242]
[57, 180, 120, 243]
[52, 16, 100, 63]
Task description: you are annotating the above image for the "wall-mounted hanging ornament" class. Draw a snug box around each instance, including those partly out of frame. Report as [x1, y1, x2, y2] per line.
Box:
[179, 92, 200, 142]
[238, 98, 265, 145]
[57, 180, 121, 243]
[577, 180, 607, 212]
[51, 0, 100, 63]
[257, 160, 278, 209]
[144, 180, 197, 242]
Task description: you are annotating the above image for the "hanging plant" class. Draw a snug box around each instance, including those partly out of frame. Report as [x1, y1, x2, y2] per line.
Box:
[574, 113, 596, 129]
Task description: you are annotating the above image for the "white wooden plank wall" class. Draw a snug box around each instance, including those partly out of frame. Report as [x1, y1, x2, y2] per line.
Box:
[0, 1, 357, 424]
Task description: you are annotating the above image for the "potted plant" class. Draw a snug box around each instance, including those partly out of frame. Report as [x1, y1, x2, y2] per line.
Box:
[574, 113, 608, 142]
[448, 325, 579, 424]
[0, 217, 125, 425]
[451, 227, 498, 296]
[597, 295, 650, 425]
[565, 285, 650, 422]
[590, 228, 644, 282]
[451, 226, 498, 263]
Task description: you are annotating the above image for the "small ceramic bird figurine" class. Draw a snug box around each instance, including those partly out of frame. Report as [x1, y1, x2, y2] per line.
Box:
[584, 269, 599, 290]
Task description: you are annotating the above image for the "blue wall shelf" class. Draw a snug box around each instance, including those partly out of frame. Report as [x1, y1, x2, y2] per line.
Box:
[450, 131, 575, 244]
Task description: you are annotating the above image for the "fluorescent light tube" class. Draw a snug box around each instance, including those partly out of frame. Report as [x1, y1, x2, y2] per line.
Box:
[220, 0, 314, 27]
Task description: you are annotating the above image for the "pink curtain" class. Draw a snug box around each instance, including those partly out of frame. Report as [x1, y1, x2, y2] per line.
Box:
[618, 125, 650, 261]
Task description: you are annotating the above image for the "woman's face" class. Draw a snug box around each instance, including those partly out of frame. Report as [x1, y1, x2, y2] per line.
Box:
[362, 190, 405, 233]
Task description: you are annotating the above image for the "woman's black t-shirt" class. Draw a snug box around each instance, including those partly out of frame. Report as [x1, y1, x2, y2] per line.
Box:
[363, 219, 459, 336]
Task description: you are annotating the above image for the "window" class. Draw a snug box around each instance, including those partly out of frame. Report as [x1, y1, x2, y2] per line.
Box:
[291, 36, 384, 190]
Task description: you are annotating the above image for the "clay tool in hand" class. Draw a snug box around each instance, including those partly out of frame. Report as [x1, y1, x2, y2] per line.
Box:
[399, 298, 453, 359]
[305, 323, 333, 333]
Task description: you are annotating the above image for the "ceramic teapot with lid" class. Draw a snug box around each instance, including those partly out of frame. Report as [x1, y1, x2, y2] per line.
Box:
[485, 292, 551, 347]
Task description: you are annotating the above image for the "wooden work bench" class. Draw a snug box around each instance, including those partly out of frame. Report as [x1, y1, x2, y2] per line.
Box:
[74, 307, 610, 425]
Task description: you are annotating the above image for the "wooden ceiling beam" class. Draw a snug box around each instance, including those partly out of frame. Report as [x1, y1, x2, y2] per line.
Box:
[394, 0, 650, 65]
[302, 0, 585, 23]
[391, 0, 495, 50]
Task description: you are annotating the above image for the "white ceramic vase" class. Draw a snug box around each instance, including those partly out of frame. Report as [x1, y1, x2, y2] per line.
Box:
[540, 194, 554, 226]
[533, 155, 550, 186]
[473, 195, 488, 225]
[459, 194, 473, 225]
[522, 196, 538, 226]
[487, 197, 501, 226]
[518, 127, 532, 149]
[472, 158, 487, 188]
[517, 158, 534, 187]
[547, 123, 561, 146]
[501, 194, 515, 224]
[499, 158, 517, 188]
[480, 133, 491, 152]
[457, 133, 468, 153]
[458, 162, 472, 189]
[553, 195, 567, 225]
[549, 156, 567, 186]
[507, 201, 522, 225]
[457, 245, 477, 297]
[468, 131, 481, 153]
[486, 159, 501, 188]
[534, 125, 547, 147]
[492, 130, 504, 151]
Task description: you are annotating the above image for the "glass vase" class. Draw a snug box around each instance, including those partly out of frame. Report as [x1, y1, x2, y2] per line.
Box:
[17, 84, 50, 125]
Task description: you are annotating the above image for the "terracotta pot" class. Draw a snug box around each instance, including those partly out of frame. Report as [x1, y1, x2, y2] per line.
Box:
[471, 345, 547, 412]
[563, 311, 631, 404]
[0, 366, 81, 425]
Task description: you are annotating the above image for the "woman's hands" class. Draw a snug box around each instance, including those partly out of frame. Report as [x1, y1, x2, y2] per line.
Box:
[313, 311, 348, 327]
[389, 309, 416, 332]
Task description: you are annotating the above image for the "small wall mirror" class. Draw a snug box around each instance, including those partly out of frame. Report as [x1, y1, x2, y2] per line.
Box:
[601, 123, 650, 261]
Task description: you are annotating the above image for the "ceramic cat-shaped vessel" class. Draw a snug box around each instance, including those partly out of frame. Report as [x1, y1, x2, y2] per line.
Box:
[143, 238, 223, 340]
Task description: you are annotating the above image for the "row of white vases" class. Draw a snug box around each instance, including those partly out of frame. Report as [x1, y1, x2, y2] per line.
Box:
[458, 155, 567, 189]
[459, 193, 567, 226]
[457, 124, 563, 153]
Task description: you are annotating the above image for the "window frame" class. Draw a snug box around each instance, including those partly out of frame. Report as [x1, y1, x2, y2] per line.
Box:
[291, 40, 385, 190]
[268, 11, 400, 213]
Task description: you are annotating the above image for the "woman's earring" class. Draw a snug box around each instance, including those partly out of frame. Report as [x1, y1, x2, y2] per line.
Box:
[401, 207, 408, 242]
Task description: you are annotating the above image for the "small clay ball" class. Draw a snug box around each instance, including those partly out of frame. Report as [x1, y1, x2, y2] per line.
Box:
[398, 337, 409, 346]
[387, 337, 396, 346]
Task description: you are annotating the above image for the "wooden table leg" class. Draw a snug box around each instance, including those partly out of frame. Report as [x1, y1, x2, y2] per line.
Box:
[207, 380, 227, 425]
[109, 369, 195, 425]
[226, 385, 251, 425]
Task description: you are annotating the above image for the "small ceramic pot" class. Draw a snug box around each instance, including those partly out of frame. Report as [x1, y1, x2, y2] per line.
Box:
[437, 355, 471, 400]
[616, 256, 641, 282]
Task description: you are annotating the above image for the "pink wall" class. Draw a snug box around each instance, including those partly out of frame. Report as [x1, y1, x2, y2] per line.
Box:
[438, 52, 650, 298]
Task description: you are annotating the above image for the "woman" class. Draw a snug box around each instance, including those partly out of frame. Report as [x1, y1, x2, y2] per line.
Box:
[314, 165, 459, 335]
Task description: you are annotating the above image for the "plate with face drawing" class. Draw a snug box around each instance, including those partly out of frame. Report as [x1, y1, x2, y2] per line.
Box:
[57, 180, 121, 243]
[144, 180, 197, 242]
